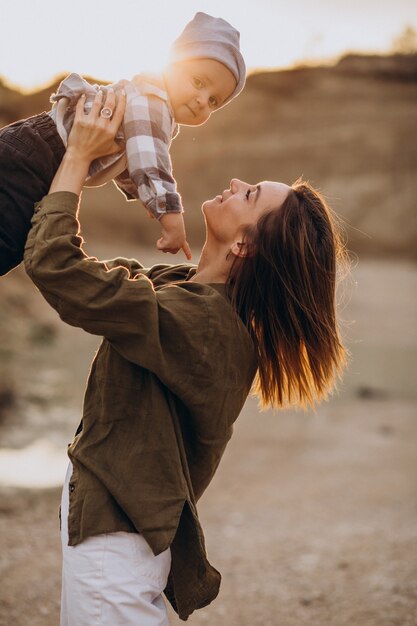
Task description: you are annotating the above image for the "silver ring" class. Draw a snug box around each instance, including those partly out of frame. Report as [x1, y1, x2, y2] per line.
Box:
[100, 107, 113, 119]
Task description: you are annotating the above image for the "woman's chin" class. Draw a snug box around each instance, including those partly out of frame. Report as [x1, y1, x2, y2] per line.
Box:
[202, 198, 215, 214]
[202, 196, 222, 213]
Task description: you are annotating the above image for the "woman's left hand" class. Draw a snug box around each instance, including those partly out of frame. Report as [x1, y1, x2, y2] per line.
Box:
[66, 87, 126, 166]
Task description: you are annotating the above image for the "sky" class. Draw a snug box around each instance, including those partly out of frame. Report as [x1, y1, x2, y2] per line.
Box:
[0, 0, 416, 91]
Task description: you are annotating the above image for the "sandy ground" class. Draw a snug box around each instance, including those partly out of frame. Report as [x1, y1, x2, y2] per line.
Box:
[0, 259, 416, 626]
[0, 398, 416, 626]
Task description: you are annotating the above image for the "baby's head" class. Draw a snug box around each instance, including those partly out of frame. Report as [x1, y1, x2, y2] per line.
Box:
[164, 12, 246, 126]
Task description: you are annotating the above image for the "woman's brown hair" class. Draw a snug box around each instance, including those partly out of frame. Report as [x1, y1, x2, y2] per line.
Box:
[228, 178, 348, 410]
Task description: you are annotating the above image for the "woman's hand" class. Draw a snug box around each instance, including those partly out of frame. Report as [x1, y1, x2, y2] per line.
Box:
[49, 88, 126, 196]
[66, 88, 126, 166]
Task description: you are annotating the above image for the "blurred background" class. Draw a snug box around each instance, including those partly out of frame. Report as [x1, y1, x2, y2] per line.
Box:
[0, 1, 416, 625]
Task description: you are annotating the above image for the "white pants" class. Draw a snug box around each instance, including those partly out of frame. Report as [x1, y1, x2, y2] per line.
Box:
[60, 464, 172, 626]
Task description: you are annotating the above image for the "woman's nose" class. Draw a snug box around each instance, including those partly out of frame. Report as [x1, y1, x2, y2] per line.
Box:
[230, 178, 244, 192]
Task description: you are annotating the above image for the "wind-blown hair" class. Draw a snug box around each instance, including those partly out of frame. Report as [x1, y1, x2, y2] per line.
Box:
[228, 178, 348, 410]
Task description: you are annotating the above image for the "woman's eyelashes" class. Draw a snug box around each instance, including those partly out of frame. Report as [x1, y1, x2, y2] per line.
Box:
[193, 77, 203, 88]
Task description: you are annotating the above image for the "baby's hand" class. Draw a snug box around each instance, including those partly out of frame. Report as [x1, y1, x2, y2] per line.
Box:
[157, 213, 192, 260]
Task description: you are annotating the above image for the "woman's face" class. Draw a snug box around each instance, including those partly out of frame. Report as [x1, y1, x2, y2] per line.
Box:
[203, 178, 291, 245]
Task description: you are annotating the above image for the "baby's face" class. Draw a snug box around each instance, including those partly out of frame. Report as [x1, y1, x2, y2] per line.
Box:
[164, 58, 237, 126]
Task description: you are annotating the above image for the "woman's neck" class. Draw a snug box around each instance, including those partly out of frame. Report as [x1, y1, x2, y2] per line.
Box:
[190, 242, 232, 285]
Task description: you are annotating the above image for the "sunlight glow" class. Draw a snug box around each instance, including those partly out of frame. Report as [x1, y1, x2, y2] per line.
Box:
[0, 0, 416, 90]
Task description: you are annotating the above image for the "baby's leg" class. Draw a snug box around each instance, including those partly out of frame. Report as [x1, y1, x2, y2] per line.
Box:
[0, 114, 65, 276]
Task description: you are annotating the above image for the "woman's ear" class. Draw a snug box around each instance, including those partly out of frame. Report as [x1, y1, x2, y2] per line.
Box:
[230, 241, 249, 258]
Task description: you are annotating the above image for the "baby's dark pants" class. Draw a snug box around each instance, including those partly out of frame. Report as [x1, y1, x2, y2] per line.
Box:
[0, 113, 65, 276]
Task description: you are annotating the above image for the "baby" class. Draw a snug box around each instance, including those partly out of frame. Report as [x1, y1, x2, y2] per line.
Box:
[0, 12, 246, 276]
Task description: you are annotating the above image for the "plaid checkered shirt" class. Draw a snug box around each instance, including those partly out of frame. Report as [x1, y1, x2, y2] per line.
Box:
[49, 73, 182, 219]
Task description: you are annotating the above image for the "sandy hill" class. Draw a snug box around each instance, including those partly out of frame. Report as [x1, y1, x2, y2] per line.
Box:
[1, 53, 416, 258]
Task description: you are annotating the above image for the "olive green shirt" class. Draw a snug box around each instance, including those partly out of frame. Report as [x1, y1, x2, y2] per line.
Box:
[24, 191, 257, 620]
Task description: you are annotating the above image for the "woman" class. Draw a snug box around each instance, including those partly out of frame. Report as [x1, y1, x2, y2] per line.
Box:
[24, 90, 347, 625]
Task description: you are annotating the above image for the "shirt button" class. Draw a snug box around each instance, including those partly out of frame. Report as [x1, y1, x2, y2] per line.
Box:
[158, 201, 166, 209]
[69, 483, 75, 493]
